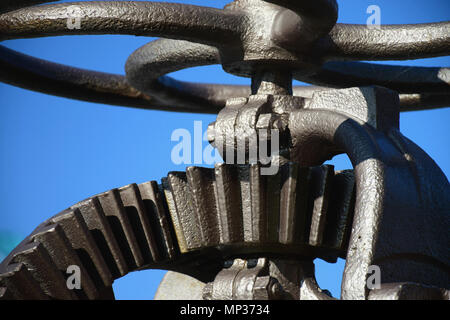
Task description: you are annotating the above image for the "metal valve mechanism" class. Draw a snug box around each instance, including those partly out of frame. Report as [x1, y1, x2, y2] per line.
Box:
[0, 0, 449, 300]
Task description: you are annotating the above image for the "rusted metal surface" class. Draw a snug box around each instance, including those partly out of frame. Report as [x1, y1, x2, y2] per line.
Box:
[0, 0, 449, 300]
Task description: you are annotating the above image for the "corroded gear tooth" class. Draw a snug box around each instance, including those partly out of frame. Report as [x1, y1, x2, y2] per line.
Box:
[264, 165, 282, 243]
[137, 181, 178, 260]
[323, 170, 356, 253]
[96, 190, 144, 269]
[280, 163, 312, 244]
[279, 163, 297, 245]
[49, 208, 113, 288]
[214, 163, 244, 244]
[12, 241, 77, 299]
[236, 165, 252, 242]
[279, 162, 310, 245]
[31, 224, 98, 300]
[118, 183, 160, 263]
[163, 172, 203, 252]
[71, 197, 128, 278]
[186, 166, 220, 247]
[161, 177, 186, 252]
[308, 165, 334, 247]
[0, 263, 49, 300]
[249, 163, 267, 242]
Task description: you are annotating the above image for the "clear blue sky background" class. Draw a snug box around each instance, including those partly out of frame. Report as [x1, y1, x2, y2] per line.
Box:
[0, 0, 448, 299]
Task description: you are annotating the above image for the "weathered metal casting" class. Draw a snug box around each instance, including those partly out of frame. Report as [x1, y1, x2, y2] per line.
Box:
[0, 0, 449, 300]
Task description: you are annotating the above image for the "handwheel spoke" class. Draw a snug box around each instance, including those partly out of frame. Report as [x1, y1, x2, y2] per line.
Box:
[296, 61, 450, 94]
[0, 45, 170, 111]
[322, 22, 450, 61]
[0, 1, 243, 47]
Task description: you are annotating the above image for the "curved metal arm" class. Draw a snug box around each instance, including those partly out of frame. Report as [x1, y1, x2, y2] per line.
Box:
[125, 39, 235, 112]
[0, 1, 243, 46]
[0, 45, 172, 111]
[296, 62, 450, 94]
[286, 107, 450, 299]
[322, 22, 450, 61]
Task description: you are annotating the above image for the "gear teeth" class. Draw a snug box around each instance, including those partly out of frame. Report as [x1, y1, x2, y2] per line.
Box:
[279, 163, 310, 245]
[249, 164, 267, 242]
[71, 198, 128, 278]
[161, 177, 186, 252]
[323, 170, 356, 253]
[31, 224, 98, 299]
[163, 172, 203, 252]
[49, 209, 113, 289]
[0, 163, 357, 299]
[236, 165, 252, 242]
[11, 241, 77, 299]
[264, 165, 282, 243]
[118, 183, 161, 263]
[308, 165, 334, 247]
[186, 166, 221, 247]
[214, 163, 244, 244]
[96, 190, 144, 269]
[161, 163, 354, 258]
[137, 181, 178, 260]
[0, 263, 49, 300]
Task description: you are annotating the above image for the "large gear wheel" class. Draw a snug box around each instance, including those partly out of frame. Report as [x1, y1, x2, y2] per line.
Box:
[0, 163, 355, 299]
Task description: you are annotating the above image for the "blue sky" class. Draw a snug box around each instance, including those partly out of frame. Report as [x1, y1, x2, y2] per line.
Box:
[0, 0, 449, 299]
